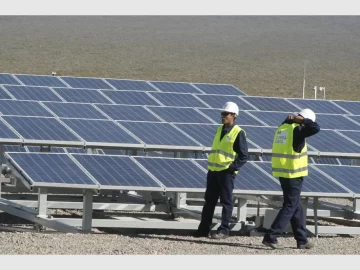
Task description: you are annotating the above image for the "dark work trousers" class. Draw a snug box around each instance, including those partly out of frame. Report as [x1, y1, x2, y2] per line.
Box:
[197, 170, 235, 235]
[263, 177, 308, 245]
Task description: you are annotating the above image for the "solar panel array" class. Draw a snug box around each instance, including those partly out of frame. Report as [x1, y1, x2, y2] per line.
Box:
[1, 73, 360, 158]
[4, 152, 359, 198]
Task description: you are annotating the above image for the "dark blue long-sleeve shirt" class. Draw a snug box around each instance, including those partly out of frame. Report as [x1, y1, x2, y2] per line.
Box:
[282, 117, 321, 153]
[219, 123, 248, 173]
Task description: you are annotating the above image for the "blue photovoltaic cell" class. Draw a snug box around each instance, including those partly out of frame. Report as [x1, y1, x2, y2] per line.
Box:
[315, 165, 360, 194]
[247, 111, 289, 127]
[53, 88, 112, 104]
[316, 114, 360, 131]
[26, 146, 66, 153]
[242, 97, 300, 112]
[0, 119, 22, 139]
[194, 160, 281, 192]
[173, 123, 259, 148]
[333, 100, 360, 115]
[256, 162, 349, 194]
[6, 153, 97, 186]
[243, 126, 277, 149]
[337, 130, 360, 145]
[15, 74, 67, 87]
[105, 79, 156, 91]
[306, 130, 360, 153]
[147, 106, 213, 124]
[0, 100, 53, 117]
[134, 157, 207, 189]
[148, 92, 207, 108]
[60, 77, 113, 90]
[0, 74, 21, 85]
[43, 102, 108, 120]
[311, 157, 340, 165]
[288, 99, 348, 114]
[3, 116, 81, 142]
[198, 108, 265, 126]
[101, 90, 161, 106]
[72, 154, 161, 188]
[149, 81, 201, 94]
[193, 83, 246, 95]
[196, 95, 256, 110]
[95, 104, 161, 122]
[3, 85, 62, 102]
[2, 145, 27, 163]
[119, 121, 198, 146]
[60, 119, 141, 144]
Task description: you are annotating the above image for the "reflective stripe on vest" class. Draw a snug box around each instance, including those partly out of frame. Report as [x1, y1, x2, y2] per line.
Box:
[271, 123, 308, 178]
[207, 125, 242, 172]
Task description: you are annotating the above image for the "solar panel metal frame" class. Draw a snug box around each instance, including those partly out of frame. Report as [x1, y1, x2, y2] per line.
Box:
[4, 152, 99, 190]
[14, 74, 68, 88]
[59, 75, 116, 90]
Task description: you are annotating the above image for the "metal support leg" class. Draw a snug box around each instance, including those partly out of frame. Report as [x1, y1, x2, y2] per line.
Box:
[82, 190, 93, 232]
[313, 197, 318, 238]
[174, 192, 187, 208]
[37, 188, 48, 217]
[354, 198, 360, 213]
[236, 197, 247, 222]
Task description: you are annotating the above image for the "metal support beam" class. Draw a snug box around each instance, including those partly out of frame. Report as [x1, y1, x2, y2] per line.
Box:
[37, 188, 48, 217]
[236, 197, 247, 222]
[313, 197, 319, 238]
[82, 190, 93, 232]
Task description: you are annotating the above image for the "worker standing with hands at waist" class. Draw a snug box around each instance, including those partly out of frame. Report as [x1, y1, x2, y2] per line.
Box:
[193, 101, 248, 239]
[262, 108, 320, 249]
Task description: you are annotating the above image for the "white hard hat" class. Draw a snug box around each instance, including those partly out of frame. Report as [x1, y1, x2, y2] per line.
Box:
[298, 108, 316, 122]
[222, 102, 239, 116]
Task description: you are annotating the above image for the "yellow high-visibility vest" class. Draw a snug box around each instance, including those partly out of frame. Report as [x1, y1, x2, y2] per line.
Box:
[207, 125, 242, 173]
[272, 123, 308, 178]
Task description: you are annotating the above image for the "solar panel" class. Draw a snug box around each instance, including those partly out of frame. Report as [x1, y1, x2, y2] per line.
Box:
[43, 102, 108, 120]
[26, 146, 67, 153]
[193, 83, 246, 95]
[2, 85, 62, 102]
[15, 74, 67, 87]
[333, 100, 360, 115]
[194, 160, 281, 192]
[0, 100, 53, 117]
[173, 123, 259, 149]
[316, 114, 360, 131]
[242, 126, 277, 149]
[242, 96, 300, 112]
[198, 108, 265, 126]
[2, 145, 26, 163]
[95, 104, 162, 122]
[105, 79, 157, 91]
[197, 94, 256, 110]
[0, 88, 12, 99]
[60, 76, 113, 90]
[119, 121, 199, 146]
[0, 118, 23, 141]
[256, 162, 350, 194]
[65, 147, 87, 154]
[5, 152, 98, 188]
[311, 157, 341, 165]
[0, 74, 21, 85]
[306, 130, 360, 153]
[287, 99, 348, 114]
[134, 157, 206, 190]
[336, 130, 360, 145]
[101, 90, 161, 106]
[72, 154, 162, 190]
[2, 116, 81, 142]
[147, 106, 213, 124]
[314, 164, 360, 194]
[148, 92, 208, 107]
[53, 88, 113, 104]
[149, 81, 201, 94]
[347, 116, 360, 126]
[247, 111, 288, 127]
[60, 118, 142, 145]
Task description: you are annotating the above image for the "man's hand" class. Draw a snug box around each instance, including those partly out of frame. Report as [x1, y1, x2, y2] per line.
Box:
[287, 113, 304, 124]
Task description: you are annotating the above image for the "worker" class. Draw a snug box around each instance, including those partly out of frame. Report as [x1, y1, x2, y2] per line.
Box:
[193, 101, 248, 239]
[262, 108, 320, 249]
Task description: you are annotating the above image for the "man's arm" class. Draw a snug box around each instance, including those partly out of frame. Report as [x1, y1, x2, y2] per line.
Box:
[292, 115, 321, 152]
[228, 130, 248, 173]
